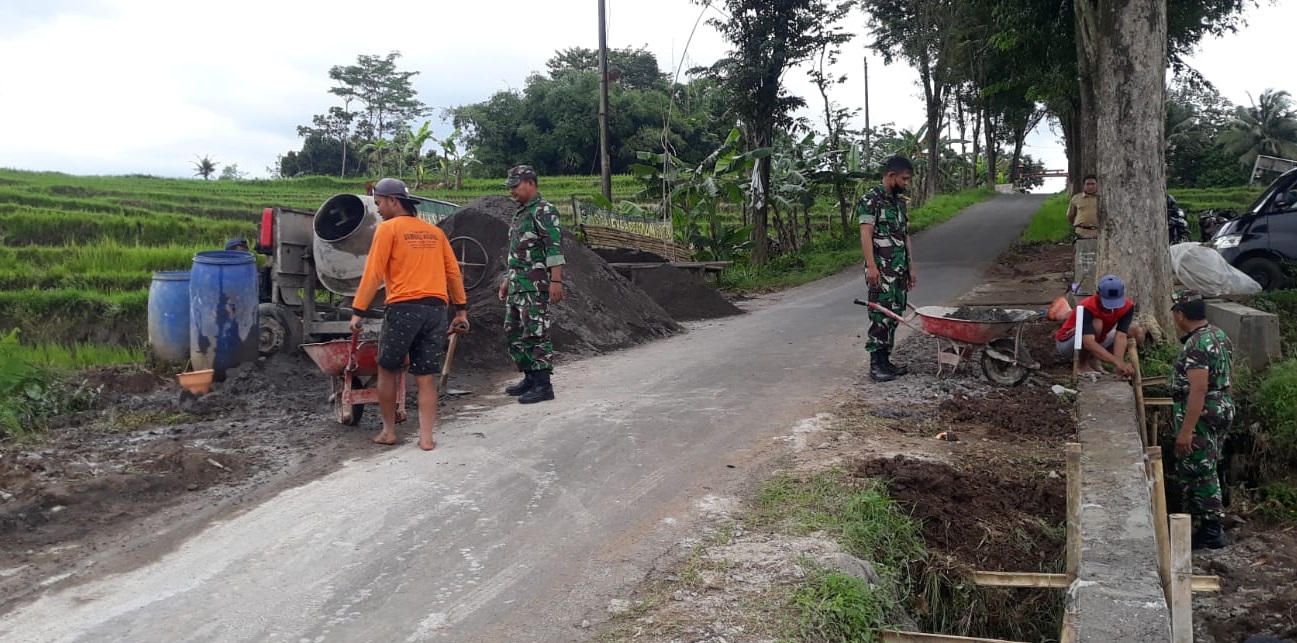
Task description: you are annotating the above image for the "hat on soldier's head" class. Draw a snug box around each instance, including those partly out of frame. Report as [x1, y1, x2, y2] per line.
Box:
[504, 165, 538, 188]
[1172, 289, 1203, 310]
[224, 237, 248, 251]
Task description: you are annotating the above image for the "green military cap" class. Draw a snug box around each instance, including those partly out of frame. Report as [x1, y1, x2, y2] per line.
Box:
[505, 165, 538, 188]
[1172, 289, 1203, 309]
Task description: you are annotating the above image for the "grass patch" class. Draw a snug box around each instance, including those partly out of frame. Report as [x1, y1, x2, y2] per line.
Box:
[1172, 186, 1264, 213]
[908, 187, 998, 234]
[0, 330, 100, 439]
[11, 341, 147, 369]
[789, 569, 895, 643]
[1021, 193, 1071, 242]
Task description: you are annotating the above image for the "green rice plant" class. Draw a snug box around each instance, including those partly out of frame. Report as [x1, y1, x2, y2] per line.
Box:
[1021, 193, 1071, 242]
[0, 208, 252, 246]
[0, 289, 149, 347]
[11, 340, 146, 369]
[1250, 359, 1297, 475]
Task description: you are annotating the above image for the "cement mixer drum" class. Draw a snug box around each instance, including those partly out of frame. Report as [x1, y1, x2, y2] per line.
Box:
[313, 194, 380, 296]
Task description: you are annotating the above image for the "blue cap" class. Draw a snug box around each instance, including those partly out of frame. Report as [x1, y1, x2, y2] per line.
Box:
[225, 237, 249, 251]
[1097, 275, 1125, 309]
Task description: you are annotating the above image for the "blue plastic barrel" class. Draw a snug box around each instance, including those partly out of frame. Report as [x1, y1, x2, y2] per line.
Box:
[147, 270, 191, 362]
[190, 251, 258, 375]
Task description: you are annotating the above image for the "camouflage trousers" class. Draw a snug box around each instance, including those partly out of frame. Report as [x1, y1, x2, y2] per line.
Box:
[1170, 402, 1234, 522]
[867, 276, 909, 353]
[504, 290, 553, 372]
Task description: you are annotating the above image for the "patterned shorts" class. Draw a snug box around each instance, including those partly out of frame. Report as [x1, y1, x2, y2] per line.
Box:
[377, 302, 448, 375]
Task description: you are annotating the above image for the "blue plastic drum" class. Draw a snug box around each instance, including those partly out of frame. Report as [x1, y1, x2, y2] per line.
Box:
[190, 251, 258, 375]
[147, 270, 191, 362]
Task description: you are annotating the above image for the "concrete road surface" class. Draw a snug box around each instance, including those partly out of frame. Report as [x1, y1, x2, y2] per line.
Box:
[0, 194, 1046, 642]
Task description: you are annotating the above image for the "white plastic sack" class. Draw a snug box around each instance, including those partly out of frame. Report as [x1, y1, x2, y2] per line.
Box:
[1169, 242, 1262, 297]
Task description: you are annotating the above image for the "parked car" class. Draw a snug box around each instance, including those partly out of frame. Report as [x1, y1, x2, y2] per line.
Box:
[1209, 168, 1297, 290]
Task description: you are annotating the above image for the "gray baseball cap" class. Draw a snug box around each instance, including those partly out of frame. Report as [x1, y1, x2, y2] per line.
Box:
[372, 178, 416, 202]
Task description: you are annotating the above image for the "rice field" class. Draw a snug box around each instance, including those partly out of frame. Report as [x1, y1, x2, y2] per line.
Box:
[0, 168, 646, 366]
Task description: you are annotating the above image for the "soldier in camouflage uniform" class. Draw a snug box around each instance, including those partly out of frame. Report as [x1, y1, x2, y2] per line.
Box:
[497, 165, 565, 404]
[859, 156, 917, 382]
[1168, 289, 1234, 549]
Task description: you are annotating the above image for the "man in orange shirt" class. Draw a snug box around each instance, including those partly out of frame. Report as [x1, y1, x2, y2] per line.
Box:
[349, 178, 469, 450]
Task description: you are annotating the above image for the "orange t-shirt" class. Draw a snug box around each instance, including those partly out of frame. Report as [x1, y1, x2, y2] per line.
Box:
[352, 215, 467, 312]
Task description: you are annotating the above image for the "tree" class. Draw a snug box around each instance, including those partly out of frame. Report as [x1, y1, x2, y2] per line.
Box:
[693, 0, 855, 265]
[861, 0, 964, 202]
[547, 46, 667, 91]
[1084, 0, 1176, 335]
[1219, 89, 1297, 167]
[218, 163, 247, 180]
[806, 0, 860, 238]
[328, 52, 427, 142]
[192, 155, 219, 180]
[1165, 80, 1246, 187]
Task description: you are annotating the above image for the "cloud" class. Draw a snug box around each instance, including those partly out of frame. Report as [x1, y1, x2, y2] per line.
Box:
[0, 0, 1287, 182]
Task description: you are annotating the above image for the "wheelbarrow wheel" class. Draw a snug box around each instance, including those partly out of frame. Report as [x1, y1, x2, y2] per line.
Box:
[333, 376, 365, 426]
[981, 338, 1033, 386]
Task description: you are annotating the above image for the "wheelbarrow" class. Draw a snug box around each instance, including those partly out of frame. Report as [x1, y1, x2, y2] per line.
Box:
[853, 300, 1042, 386]
[301, 331, 407, 426]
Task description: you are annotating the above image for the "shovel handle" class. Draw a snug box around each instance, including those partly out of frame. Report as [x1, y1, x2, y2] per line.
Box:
[853, 299, 927, 334]
[344, 329, 360, 374]
[439, 333, 458, 390]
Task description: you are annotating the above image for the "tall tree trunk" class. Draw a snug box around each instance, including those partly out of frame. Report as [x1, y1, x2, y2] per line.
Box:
[919, 53, 945, 202]
[1074, 0, 1101, 195]
[971, 103, 982, 188]
[750, 128, 772, 265]
[1089, 0, 1174, 336]
[955, 92, 969, 190]
[984, 107, 998, 187]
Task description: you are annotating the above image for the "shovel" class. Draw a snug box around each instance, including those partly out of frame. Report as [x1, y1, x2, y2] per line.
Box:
[439, 332, 472, 397]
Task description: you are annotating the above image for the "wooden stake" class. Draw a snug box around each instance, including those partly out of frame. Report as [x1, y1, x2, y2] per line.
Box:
[1170, 513, 1194, 643]
[1067, 443, 1082, 580]
[1144, 397, 1175, 406]
[1147, 446, 1172, 598]
[881, 632, 1025, 643]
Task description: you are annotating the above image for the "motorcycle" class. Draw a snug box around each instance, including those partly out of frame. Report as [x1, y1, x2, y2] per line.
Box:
[1166, 194, 1191, 245]
[1197, 207, 1237, 242]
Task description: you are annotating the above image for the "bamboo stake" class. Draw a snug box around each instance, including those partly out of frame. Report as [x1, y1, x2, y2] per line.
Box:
[1067, 443, 1082, 580]
[881, 632, 1025, 643]
[971, 570, 1218, 592]
[1060, 610, 1079, 643]
[1147, 446, 1172, 599]
[1130, 343, 1151, 446]
[1144, 397, 1175, 406]
[1170, 514, 1194, 643]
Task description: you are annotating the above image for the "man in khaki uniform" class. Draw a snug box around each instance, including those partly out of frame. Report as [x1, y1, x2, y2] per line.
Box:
[1067, 174, 1099, 238]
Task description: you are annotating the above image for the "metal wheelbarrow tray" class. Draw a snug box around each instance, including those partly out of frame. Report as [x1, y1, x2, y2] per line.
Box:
[301, 332, 407, 426]
[855, 300, 1042, 386]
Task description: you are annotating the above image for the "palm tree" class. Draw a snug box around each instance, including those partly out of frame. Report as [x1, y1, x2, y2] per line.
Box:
[1219, 89, 1297, 166]
[192, 155, 219, 180]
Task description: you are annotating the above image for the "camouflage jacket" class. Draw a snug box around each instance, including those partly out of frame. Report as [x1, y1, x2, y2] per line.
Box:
[1172, 323, 1234, 410]
[857, 186, 909, 254]
[507, 195, 565, 293]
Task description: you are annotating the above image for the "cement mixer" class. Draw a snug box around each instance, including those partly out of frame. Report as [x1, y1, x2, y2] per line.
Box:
[252, 192, 488, 357]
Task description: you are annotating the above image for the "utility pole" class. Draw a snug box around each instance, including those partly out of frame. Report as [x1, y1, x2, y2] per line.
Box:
[862, 54, 871, 164]
[597, 0, 613, 202]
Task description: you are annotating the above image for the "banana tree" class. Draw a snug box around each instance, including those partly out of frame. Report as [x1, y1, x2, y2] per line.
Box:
[358, 139, 390, 176]
[404, 121, 435, 188]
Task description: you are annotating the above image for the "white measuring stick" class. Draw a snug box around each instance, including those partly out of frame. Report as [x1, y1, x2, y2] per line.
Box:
[1073, 302, 1085, 352]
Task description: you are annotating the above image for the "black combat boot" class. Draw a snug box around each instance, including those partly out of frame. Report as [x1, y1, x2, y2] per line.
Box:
[880, 350, 909, 377]
[1192, 520, 1229, 550]
[869, 353, 896, 382]
[518, 370, 555, 404]
[504, 371, 534, 397]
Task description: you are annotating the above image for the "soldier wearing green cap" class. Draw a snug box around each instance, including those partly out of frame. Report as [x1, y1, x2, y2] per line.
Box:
[1169, 289, 1235, 549]
[497, 165, 565, 403]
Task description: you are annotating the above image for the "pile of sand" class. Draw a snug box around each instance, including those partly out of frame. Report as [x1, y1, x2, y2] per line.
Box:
[438, 196, 682, 370]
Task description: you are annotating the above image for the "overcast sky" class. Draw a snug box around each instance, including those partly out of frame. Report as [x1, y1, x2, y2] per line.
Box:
[0, 0, 1289, 190]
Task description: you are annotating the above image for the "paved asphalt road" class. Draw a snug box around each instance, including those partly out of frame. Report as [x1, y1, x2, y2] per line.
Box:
[0, 194, 1045, 642]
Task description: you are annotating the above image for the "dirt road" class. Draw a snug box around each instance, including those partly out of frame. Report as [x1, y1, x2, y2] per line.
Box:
[0, 194, 1046, 642]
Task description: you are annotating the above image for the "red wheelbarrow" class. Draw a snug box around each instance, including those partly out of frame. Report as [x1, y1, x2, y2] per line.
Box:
[854, 299, 1042, 385]
[302, 331, 406, 426]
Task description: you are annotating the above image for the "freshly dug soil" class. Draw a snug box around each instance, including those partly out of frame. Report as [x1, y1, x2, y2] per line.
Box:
[946, 306, 1020, 323]
[938, 387, 1077, 441]
[632, 265, 743, 322]
[438, 196, 683, 369]
[854, 455, 1065, 571]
